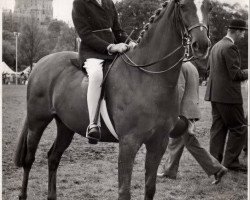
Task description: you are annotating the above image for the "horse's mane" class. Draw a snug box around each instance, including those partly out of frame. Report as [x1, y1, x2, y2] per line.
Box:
[136, 1, 170, 44]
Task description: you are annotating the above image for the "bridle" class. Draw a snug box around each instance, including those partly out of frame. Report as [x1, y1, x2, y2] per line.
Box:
[120, 0, 209, 74]
[175, 0, 208, 57]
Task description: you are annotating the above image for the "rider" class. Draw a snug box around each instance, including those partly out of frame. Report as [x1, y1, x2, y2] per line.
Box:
[72, 0, 136, 144]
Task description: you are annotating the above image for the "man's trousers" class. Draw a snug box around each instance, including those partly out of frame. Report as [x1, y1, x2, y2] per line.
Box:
[209, 102, 247, 168]
[163, 131, 222, 177]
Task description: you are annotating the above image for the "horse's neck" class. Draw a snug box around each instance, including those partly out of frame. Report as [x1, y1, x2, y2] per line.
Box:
[123, 11, 183, 86]
[107, 5, 184, 102]
[129, 11, 183, 72]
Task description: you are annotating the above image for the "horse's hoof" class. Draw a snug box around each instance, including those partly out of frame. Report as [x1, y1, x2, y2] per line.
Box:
[88, 138, 98, 144]
[48, 195, 57, 200]
[18, 194, 27, 200]
[48, 197, 56, 200]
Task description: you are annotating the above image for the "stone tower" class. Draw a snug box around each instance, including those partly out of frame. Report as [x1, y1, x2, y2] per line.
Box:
[14, 0, 53, 25]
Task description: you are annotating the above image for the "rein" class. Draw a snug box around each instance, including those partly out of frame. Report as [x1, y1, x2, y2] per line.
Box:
[121, 45, 184, 68]
[119, 0, 207, 74]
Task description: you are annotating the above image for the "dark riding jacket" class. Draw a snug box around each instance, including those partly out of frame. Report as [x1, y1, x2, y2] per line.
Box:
[72, 0, 128, 66]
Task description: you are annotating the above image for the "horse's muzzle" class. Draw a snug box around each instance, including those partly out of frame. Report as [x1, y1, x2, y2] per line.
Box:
[190, 29, 211, 59]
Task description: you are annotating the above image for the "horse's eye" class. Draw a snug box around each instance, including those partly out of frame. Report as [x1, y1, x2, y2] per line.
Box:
[179, 3, 186, 10]
[179, 3, 185, 8]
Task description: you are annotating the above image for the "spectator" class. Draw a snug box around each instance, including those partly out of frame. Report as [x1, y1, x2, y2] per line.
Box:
[205, 19, 248, 172]
[158, 62, 227, 184]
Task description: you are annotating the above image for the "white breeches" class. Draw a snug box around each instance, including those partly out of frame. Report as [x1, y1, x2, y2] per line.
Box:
[83, 58, 104, 126]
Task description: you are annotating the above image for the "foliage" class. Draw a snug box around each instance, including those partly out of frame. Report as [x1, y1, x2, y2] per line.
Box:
[3, 11, 21, 32]
[209, 1, 248, 44]
[53, 26, 78, 52]
[116, 0, 165, 39]
[2, 40, 16, 69]
[2, 15, 77, 71]
[47, 19, 67, 34]
[2, 30, 15, 46]
[46, 19, 69, 52]
[2, 11, 13, 32]
[209, 1, 248, 70]
[18, 18, 49, 70]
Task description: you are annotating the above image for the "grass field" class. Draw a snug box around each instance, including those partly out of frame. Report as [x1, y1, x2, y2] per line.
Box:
[2, 85, 248, 200]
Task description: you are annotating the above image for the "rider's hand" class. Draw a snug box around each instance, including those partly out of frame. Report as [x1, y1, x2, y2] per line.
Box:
[107, 43, 129, 54]
[128, 41, 137, 49]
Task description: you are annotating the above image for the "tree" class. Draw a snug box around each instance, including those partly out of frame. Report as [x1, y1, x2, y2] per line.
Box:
[18, 18, 49, 70]
[193, 1, 249, 77]
[3, 10, 22, 32]
[3, 10, 13, 32]
[53, 27, 78, 52]
[3, 30, 15, 44]
[209, 1, 248, 45]
[116, 0, 164, 39]
[46, 19, 69, 52]
[2, 40, 16, 69]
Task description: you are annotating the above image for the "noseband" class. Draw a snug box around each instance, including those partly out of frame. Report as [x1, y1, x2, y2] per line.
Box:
[175, 1, 208, 46]
[119, 0, 209, 74]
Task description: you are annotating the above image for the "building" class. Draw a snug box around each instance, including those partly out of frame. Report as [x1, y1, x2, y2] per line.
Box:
[14, 0, 53, 25]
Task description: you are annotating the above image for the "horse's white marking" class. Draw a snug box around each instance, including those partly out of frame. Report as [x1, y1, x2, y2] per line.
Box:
[194, 0, 204, 23]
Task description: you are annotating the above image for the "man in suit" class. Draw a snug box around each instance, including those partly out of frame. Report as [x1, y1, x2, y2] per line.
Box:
[72, 0, 135, 144]
[205, 19, 248, 172]
[157, 62, 227, 184]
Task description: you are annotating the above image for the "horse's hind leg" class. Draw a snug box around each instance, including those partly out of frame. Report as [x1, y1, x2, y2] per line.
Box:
[19, 117, 53, 200]
[144, 135, 169, 200]
[47, 117, 74, 200]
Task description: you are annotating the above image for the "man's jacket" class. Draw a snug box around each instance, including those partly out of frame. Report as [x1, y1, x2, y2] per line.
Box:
[72, 0, 128, 66]
[178, 62, 201, 120]
[205, 37, 248, 104]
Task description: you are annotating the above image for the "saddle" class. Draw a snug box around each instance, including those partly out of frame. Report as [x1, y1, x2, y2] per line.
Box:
[70, 58, 112, 76]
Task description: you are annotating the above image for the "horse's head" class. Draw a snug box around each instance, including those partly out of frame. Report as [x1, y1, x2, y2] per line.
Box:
[176, 0, 212, 58]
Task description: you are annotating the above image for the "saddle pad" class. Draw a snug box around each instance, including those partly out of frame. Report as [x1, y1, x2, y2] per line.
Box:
[100, 99, 119, 140]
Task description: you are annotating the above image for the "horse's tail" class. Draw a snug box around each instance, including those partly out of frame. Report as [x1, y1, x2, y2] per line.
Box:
[14, 117, 28, 167]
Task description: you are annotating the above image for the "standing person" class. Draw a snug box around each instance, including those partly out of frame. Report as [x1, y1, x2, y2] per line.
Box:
[205, 19, 248, 172]
[158, 62, 227, 184]
[72, 0, 135, 144]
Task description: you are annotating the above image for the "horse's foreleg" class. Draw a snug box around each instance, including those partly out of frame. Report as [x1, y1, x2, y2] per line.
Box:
[118, 136, 141, 200]
[144, 135, 169, 200]
[19, 168, 29, 200]
[19, 119, 52, 200]
[47, 118, 74, 200]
